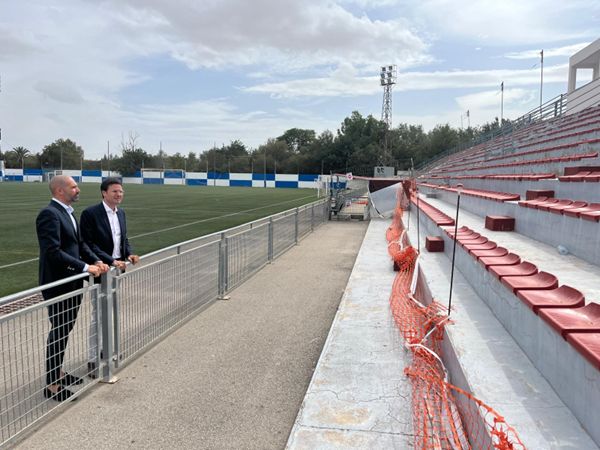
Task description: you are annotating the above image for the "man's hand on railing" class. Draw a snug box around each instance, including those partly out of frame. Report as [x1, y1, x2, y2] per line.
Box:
[87, 264, 105, 277]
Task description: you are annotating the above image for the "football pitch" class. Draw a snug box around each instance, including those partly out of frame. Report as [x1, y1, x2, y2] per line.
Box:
[0, 182, 322, 297]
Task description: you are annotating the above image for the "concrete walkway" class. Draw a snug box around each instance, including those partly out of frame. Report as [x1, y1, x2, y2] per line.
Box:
[13, 221, 368, 450]
[287, 219, 413, 449]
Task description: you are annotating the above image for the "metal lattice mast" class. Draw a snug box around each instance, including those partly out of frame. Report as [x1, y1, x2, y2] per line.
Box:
[380, 65, 396, 164]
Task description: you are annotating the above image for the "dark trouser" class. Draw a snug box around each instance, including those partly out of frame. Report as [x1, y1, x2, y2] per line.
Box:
[46, 295, 82, 385]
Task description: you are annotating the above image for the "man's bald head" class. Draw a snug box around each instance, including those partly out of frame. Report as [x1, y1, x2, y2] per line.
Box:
[49, 176, 80, 205]
[49, 175, 72, 195]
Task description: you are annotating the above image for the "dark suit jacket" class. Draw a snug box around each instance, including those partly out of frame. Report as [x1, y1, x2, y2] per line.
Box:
[80, 202, 133, 266]
[36, 201, 99, 299]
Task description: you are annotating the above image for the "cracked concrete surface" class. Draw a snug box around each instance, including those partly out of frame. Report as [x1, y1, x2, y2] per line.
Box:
[287, 219, 413, 449]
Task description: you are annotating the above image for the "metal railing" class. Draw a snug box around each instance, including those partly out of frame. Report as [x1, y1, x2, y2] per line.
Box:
[415, 93, 568, 174]
[0, 198, 329, 447]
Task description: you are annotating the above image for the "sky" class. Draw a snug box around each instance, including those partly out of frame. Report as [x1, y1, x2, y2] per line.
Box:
[0, 0, 599, 160]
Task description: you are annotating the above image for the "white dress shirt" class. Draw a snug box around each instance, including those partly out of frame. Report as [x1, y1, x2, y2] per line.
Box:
[103, 201, 122, 260]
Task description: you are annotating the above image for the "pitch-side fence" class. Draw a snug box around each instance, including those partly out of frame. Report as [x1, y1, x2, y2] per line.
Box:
[0, 199, 329, 447]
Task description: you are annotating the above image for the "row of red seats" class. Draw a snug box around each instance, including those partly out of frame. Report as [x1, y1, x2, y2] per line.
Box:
[559, 170, 600, 182]
[427, 173, 555, 181]
[442, 109, 600, 168]
[417, 183, 520, 202]
[409, 195, 454, 226]
[444, 226, 600, 370]
[443, 138, 600, 173]
[518, 197, 600, 221]
[436, 107, 600, 172]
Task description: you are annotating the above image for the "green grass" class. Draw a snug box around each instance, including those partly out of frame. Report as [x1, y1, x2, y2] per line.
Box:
[0, 183, 321, 297]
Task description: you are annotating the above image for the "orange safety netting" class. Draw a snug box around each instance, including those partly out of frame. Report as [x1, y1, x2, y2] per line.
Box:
[386, 185, 526, 450]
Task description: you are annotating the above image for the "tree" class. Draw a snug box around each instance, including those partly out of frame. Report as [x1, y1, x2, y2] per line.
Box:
[111, 148, 151, 176]
[277, 128, 316, 153]
[11, 146, 31, 169]
[40, 139, 84, 170]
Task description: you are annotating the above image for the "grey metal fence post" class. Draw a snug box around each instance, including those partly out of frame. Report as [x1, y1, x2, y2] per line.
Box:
[295, 208, 299, 244]
[268, 217, 274, 262]
[218, 232, 228, 297]
[311, 204, 315, 231]
[100, 270, 118, 382]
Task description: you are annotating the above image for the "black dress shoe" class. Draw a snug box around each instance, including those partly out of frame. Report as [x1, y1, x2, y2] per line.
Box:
[58, 372, 83, 386]
[44, 386, 74, 402]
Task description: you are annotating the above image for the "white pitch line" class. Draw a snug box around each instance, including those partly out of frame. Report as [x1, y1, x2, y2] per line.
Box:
[0, 195, 317, 270]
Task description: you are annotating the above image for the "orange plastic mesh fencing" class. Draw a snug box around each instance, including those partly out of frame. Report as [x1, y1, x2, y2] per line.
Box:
[387, 185, 526, 450]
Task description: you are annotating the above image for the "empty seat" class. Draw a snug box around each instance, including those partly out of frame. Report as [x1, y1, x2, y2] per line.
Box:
[536, 198, 562, 211]
[558, 171, 592, 182]
[539, 303, 600, 338]
[549, 200, 587, 214]
[566, 333, 600, 370]
[479, 252, 521, 269]
[518, 196, 549, 208]
[580, 208, 600, 222]
[516, 285, 584, 313]
[563, 202, 600, 218]
[489, 261, 538, 279]
[501, 271, 559, 294]
[458, 236, 488, 246]
[583, 171, 600, 182]
[542, 199, 573, 213]
[471, 247, 509, 259]
[464, 241, 498, 252]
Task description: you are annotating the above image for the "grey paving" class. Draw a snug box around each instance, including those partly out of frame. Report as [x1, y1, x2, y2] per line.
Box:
[287, 219, 413, 450]
[12, 221, 368, 450]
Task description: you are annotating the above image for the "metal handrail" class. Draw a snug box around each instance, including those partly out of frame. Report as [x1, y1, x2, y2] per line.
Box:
[415, 93, 568, 174]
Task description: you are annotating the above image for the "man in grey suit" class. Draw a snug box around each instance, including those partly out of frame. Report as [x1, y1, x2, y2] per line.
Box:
[36, 175, 108, 401]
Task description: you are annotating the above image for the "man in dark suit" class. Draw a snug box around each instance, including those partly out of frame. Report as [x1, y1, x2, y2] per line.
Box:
[36, 175, 108, 401]
[80, 177, 139, 377]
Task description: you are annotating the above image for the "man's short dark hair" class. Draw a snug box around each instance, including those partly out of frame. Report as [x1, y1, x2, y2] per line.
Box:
[101, 177, 123, 192]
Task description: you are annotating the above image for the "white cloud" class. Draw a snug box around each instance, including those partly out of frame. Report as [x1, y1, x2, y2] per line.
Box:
[411, 0, 598, 44]
[456, 88, 536, 110]
[505, 42, 591, 60]
[242, 64, 569, 98]
[103, 0, 431, 72]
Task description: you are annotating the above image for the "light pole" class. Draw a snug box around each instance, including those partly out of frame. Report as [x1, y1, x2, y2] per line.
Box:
[500, 81, 504, 125]
[540, 49, 544, 115]
[380, 64, 397, 165]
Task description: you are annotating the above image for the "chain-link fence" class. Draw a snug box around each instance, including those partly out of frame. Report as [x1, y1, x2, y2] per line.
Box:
[0, 199, 329, 447]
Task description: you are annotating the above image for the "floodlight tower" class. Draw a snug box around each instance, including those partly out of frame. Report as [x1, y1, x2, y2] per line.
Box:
[380, 65, 396, 164]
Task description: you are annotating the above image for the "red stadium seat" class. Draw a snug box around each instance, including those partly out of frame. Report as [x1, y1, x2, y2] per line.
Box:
[566, 333, 600, 370]
[464, 241, 498, 253]
[516, 285, 584, 313]
[471, 247, 509, 259]
[489, 261, 538, 279]
[539, 303, 600, 338]
[536, 198, 561, 211]
[518, 196, 549, 208]
[543, 199, 573, 213]
[583, 171, 600, 182]
[550, 200, 588, 214]
[479, 252, 521, 269]
[563, 203, 600, 218]
[457, 236, 488, 246]
[501, 271, 559, 294]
